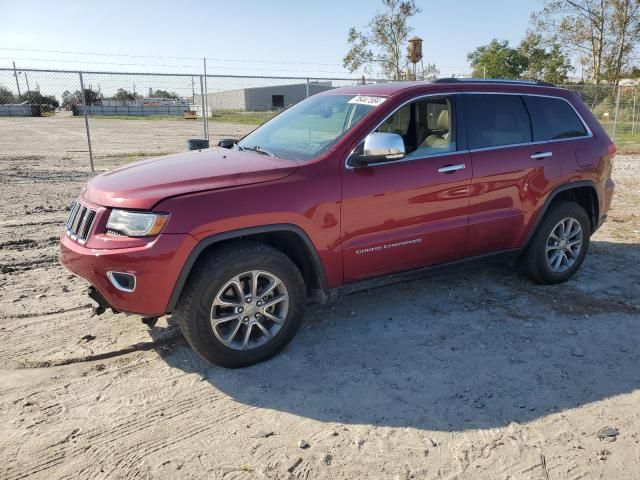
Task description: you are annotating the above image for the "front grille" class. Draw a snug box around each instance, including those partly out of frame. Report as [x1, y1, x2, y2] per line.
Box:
[65, 201, 97, 244]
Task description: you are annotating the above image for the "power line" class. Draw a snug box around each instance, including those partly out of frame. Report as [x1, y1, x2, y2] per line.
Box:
[0, 47, 200, 60]
[3, 57, 365, 76]
[2, 57, 200, 69]
[0, 47, 348, 67]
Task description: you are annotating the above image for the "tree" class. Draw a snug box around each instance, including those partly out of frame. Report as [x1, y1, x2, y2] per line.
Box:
[114, 88, 136, 102]
[20, 90, 59, 110]
[518, 33, 573, 84]
[605, 0, 640, 83]
[343, 0, 422, 79]
[0, 86, 17, 104]
[150, 89, 178, 99]
[467, 36, 573, 83]
[532, 0, 640, 84]
[61, 90, 76, 108]
[403, 62, 440, 80]
[83, 88, 100, 105]
[467, 39, 528, 79]
[420, 62, 440, 80]
[624, 65, 640, 78]
[62, 89, 100, 108]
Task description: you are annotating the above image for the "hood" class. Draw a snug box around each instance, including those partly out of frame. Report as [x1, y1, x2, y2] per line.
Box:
[83, 147, 299, 209]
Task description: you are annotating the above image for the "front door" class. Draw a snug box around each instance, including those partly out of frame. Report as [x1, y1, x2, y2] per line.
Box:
[340, 94, 472, 283]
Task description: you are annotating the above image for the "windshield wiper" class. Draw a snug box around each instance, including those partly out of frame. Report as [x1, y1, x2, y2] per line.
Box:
[239, 145, 278, 158]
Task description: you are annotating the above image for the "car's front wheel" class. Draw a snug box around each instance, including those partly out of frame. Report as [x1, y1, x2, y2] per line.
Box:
[522, 201, 591, 284]
[175, 241, 306, 368]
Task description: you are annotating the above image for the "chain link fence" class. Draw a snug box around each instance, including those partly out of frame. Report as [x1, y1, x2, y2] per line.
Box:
[0, 68, 371, 170]
[564, 83, 640, 149]
[1, 67, 639, 171]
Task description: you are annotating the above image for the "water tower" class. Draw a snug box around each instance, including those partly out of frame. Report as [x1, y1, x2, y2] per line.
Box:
[407, 35, 423, 80]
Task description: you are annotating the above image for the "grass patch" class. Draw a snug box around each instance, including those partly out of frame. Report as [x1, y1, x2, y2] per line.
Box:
[84, 110, 276, 125]
[208, 110, 277, 125]
[87, 115, 192, 121]
[597, 120, 640, 151]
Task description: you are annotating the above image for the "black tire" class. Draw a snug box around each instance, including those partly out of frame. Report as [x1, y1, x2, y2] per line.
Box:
[175, 241, 306, 368]
[521, 201, 591, 284]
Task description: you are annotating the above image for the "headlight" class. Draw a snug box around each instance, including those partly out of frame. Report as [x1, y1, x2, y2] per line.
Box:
[106, 210, 168, 237]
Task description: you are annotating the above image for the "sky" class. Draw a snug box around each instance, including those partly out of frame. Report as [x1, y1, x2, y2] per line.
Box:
[0, 0, 545, 98]
[0, 0, 546, 76]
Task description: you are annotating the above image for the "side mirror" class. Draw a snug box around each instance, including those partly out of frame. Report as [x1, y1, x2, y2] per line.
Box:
[350, 132, 405, 167]
[218, 138, 238, 149]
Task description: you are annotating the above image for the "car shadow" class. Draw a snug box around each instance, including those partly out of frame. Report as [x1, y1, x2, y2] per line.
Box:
[151, 240, 640, 431]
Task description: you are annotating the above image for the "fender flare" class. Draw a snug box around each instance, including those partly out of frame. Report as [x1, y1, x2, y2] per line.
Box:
[165, 224, 327, 313]
[522, 180, 599, 248]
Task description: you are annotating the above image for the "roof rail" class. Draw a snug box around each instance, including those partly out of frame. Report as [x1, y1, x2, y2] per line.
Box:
[432, 78, 556, 87]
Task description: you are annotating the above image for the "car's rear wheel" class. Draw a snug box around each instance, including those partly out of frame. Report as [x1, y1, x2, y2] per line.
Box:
[175, 241, 306, 368]
[522, 202, 591, 284]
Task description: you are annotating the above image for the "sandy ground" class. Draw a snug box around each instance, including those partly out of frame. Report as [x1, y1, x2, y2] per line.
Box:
[0, 153, 639, 479]
[0, 116, 252, 164]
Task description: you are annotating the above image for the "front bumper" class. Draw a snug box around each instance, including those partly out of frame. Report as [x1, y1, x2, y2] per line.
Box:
[60, 232, 198, 316]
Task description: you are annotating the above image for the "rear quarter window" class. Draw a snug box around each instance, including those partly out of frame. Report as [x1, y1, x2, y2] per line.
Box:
[522, 96, 588, 141]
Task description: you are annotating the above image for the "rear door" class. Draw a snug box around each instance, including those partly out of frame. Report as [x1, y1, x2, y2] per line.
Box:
[465, 93, 559, 256]
[465, 93, 591, 257]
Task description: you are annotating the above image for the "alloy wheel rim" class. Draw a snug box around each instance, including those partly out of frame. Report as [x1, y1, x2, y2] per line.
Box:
[545, 217, 583, 273]
[210, 270, 289, 350]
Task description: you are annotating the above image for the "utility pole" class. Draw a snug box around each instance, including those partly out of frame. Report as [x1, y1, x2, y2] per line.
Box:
[79, 72, 94, 172]
[23, 72, 31, 94]
[12, 61, 21, 97]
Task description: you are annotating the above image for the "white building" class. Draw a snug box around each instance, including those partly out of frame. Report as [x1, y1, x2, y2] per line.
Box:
[195, 82, 334, 112]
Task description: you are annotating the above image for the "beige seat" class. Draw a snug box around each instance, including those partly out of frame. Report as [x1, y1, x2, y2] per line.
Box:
[420, 110, 449, 148]
[378, 104, 411, 136]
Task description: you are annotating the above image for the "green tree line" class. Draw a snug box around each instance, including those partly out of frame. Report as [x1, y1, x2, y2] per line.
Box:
[343, 0, 640, 85]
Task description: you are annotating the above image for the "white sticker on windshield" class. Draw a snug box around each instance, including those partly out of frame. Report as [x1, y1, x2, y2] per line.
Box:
[348, 95, 387, 106]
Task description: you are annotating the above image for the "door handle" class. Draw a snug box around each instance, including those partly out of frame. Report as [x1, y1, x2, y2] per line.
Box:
[438, 163, 466, 174]
[531, 151, 553, 160]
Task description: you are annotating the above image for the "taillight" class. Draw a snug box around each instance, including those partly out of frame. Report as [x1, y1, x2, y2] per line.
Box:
[608, 143, 617, 159]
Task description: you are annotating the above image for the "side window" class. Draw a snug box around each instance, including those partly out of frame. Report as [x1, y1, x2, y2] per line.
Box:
[411, 97, 455, 157]
[376, 103, 411, 137]
[467, 94, 532, 149]
[373, 96, 455, 158]
[523, 96, 588, 141]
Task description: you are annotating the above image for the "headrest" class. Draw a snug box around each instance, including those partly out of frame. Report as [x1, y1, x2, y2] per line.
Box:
[437, 110, 449, 130]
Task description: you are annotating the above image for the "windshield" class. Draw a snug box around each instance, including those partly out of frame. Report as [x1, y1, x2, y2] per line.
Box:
[236, 94, 381, 160]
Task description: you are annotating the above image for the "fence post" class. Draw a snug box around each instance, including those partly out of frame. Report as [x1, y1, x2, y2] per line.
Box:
[78, 71, 94, 172]
[203, 58, 209, 139]
[199, 75, 207, 139]
[632, 87, 638, 134]
[306, 78, 310, 98]
[612, 84, 622, 141]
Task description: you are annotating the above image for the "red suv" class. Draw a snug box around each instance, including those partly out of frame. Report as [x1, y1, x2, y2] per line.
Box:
[60, 79, 616, 367]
